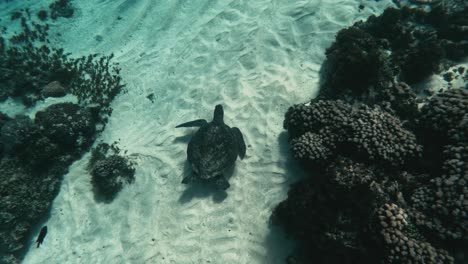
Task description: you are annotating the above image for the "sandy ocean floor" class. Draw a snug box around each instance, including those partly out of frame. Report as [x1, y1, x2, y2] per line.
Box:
[2, 0, 396, 263]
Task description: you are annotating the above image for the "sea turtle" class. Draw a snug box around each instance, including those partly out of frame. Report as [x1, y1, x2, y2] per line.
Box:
[176, 104, 246, 190]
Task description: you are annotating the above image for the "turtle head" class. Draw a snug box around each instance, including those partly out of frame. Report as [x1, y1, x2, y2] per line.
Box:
[213, 104, 224, 124]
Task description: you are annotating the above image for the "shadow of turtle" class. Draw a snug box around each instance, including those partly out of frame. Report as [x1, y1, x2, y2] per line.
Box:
[173, 133, 193, 144]
[178, 160, 236, 204]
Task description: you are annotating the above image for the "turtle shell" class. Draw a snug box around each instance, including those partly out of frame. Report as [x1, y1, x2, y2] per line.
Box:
[187, 123, 239, 179]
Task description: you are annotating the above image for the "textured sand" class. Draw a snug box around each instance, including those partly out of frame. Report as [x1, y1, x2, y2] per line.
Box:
[10, 0, 395, 263]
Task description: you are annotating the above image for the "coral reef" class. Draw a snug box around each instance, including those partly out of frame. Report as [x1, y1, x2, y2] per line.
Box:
[419, 88, 468, 143]
[37, 10, 48, 21]
[0, 159, 62, 264]
[274, 150, 462, 263]
[1, 116, 60, 168]
[276, 3, 467, 262]
[88, 143, 135, 201]
[324, 26, 393, 95]
[0, 106, 96, 263]
[0, 7, 125, 263]
[377, 82, 419, 121]
[49, 0, 74, 20]
[278, 92, 466, 263]
[284, 100, 421, 167]
[35, 102, 96, 151]
[278, 88, 466, 263]
[0, 10, 124, 117]
[407, 89, 467, 242]
[377, 203, 454, 263]
[274, 157, 398, 264]
[91, 155, 136, 200]
[320, 3, 468, 119]
[290, 131, 335, 164]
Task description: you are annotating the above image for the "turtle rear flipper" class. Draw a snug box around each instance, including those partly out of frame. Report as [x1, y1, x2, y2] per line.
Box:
[176, 119, 207, 128]
[214, 175, 230, 190]
[232, 127, 246, 159]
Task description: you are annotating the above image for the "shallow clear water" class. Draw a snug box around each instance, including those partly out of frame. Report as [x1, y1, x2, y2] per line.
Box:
[2, 0, 431, 263]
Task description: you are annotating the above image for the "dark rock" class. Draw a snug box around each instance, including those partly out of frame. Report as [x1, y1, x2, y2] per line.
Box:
[41, 81, 67, 98]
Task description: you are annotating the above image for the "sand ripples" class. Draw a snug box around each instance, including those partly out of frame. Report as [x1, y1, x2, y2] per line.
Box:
[20, 0, 394, 263]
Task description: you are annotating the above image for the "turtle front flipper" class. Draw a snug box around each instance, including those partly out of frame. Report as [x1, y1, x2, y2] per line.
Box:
[214, 175, 230, 190]
[232, 127, 246, 159]
[176, 119, 208, 128]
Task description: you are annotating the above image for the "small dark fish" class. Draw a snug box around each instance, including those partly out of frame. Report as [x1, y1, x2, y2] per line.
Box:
[36, 226, 48, 248]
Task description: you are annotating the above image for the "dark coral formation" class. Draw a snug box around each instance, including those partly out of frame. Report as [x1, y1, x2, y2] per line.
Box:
[275, 134, 463, 263]
[0, 10, 124, 117]
[0, 160, 63, 262]
[406, 89, 468, 243]
[91, 155, 135, 200]
[274, 157, 401, 264]
[275, 4, 467, 262]
[344, 105, 422, 166]
[409, 146, 467, 241]
[284, 100, 349, 139]
[1, 116, 60, 168]
[320, 3, 468, 120]
[327, 157, 375, 190]
[35, 102, 96, 152]
[277, 92, 467, 262]
[37, 10, 48, 21]
[377, 82, 419, 121]
[273, 176, 371, 264]
[323, 26, 393, 95]
[0, 103, 98, 263]
[284, 100, 421, 167]
[419, 88, 468, 144]
[88, 143, 135, 201]
[49, 0, 74, 20]
[0, 8, 124, 264]
[290, 131, 335, 164]
[377, 203, 454, 264]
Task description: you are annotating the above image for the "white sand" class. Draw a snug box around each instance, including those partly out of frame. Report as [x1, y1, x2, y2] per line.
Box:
[1, 0, 396, 263]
